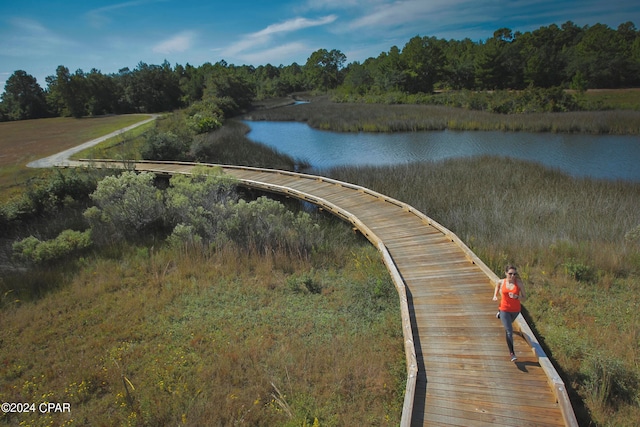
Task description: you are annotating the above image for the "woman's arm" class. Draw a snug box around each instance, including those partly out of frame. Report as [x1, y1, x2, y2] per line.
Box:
[518, 281, 526, 301]
[492, 280, 501, 301]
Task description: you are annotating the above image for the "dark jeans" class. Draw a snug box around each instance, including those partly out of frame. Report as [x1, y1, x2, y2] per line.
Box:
[499, 311, 520, 354]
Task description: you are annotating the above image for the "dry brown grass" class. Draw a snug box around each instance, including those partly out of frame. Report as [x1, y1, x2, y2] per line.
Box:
[0, 243, 404, 426]
[0, 115, 151, 199]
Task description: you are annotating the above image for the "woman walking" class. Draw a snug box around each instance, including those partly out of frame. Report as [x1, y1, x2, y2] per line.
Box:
[493, 265, 526, 362]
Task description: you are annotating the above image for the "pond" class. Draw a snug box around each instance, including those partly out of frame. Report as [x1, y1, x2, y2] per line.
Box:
[245, 121, 640, 182]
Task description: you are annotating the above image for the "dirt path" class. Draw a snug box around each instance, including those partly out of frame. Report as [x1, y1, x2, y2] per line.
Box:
[26, 115, 158, 168]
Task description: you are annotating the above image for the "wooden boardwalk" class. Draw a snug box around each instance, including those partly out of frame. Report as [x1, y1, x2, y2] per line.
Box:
[80, 160, 578, 427]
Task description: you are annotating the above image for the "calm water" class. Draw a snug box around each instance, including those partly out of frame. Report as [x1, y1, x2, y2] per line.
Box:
[245, 121, 640, 182]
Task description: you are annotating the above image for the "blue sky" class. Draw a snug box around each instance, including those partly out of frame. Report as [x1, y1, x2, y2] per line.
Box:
[1, 0, 639, 91]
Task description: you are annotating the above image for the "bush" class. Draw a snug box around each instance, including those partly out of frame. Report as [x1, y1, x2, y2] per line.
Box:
[218, 197, 322, 257]
[140, 129, 191, 161]
[563, 259, 594, 282]
[166, 223, 202, 250]
[13, 229, 92, 263]
[1, 169, 102, 224]
[85, 171, 166, 243]
[184, 100, 223, 134]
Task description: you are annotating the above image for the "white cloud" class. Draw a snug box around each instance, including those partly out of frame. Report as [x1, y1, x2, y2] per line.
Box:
[86, 0, 169, 28]
[348, 0, 456, 31]
[255, 15, 337, 37]
[153, 31, 195, 54]
[300, 0, 375, 11]
[220, 15, 337, 58]
[240, 42, 311, 65]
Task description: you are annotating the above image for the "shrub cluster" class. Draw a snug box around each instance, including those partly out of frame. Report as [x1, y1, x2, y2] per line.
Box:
[12, 229, 92, 263]
[164, 167, 322, 256]
[0, 169, 104, 225]
[13, 167, 325, 264]
[139, 112, 305, 169]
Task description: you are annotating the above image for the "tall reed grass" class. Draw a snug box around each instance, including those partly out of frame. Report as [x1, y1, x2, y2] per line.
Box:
[242, 96, 640, 134]
[326, 157, 640, 426]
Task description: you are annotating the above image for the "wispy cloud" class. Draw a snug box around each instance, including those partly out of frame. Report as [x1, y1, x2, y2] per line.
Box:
[220, 15, 337, 58]
[153, 31, 195, 54]
[240, 42, 311, 65]
[300, 0, 364, 10]
[86, 0, 168, 28]
[0, 18, 76, 57]
[347, 0, 467, 31]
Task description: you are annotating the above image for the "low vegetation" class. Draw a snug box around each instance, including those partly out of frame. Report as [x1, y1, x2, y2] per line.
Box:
[78, 112, 308, 172]
[242, 93, 640, 134]
[327, 158, 640, 426]
[0, 166, 404, 426]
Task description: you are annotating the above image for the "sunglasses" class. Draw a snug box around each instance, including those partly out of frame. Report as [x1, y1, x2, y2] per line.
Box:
[507, 272, 517, 276]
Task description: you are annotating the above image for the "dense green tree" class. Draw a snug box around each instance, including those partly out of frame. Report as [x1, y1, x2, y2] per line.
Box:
[370, 46, 405, 93]
[85, 69, 120, 115]
[401, 36, 445, 93]
[566, 24, 629, 88]
[202, 61, 255, 116]
[176, 63, 205, 105]
[304, 48, 346, 91]
[475, 28, 524, 89]
[618, 22, 640, 86]
[279, 62, 306, 93]
[127, 60, 182, 112]
[45, 66, 88, 118]
[340, 61, 373, 95]
[520, 25, 567, 87]
[442, 38, 477, 90]
[1, 70, 48, 120]
[474, 38, 506, 89]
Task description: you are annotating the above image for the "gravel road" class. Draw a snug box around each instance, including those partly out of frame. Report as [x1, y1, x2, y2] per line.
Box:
[26, 115, 158, 168]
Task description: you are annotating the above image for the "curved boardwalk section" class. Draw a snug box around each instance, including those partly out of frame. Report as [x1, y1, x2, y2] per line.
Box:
[80, 160, 578, 427]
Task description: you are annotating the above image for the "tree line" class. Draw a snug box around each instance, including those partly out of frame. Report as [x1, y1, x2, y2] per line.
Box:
[1, 21, 639, 121]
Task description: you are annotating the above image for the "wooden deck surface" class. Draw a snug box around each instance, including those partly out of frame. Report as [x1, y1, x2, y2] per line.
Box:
[82, 160, 576, 426]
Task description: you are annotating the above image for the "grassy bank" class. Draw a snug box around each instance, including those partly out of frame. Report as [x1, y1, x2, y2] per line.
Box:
[0, 182, 405, 426]
[242, 95, 640, 134]
[326, 158, 640, 426]
[77, 117, 308, 171]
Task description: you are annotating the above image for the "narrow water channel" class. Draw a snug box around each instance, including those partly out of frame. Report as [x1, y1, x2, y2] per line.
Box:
[245, 121, 640, 182]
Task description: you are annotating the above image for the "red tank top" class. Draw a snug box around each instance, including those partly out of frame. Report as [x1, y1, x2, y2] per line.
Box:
[499, 279, 521, 312]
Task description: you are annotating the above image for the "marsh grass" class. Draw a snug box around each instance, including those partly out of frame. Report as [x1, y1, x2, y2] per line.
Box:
[0, 228, 404, 426]
[326, 157, 640, 426]
[243, 95, 640, 134]
[190, 120, 308, 170]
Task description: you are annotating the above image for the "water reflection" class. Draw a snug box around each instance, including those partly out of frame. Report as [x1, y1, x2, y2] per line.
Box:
[245, 121, 640, 182]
